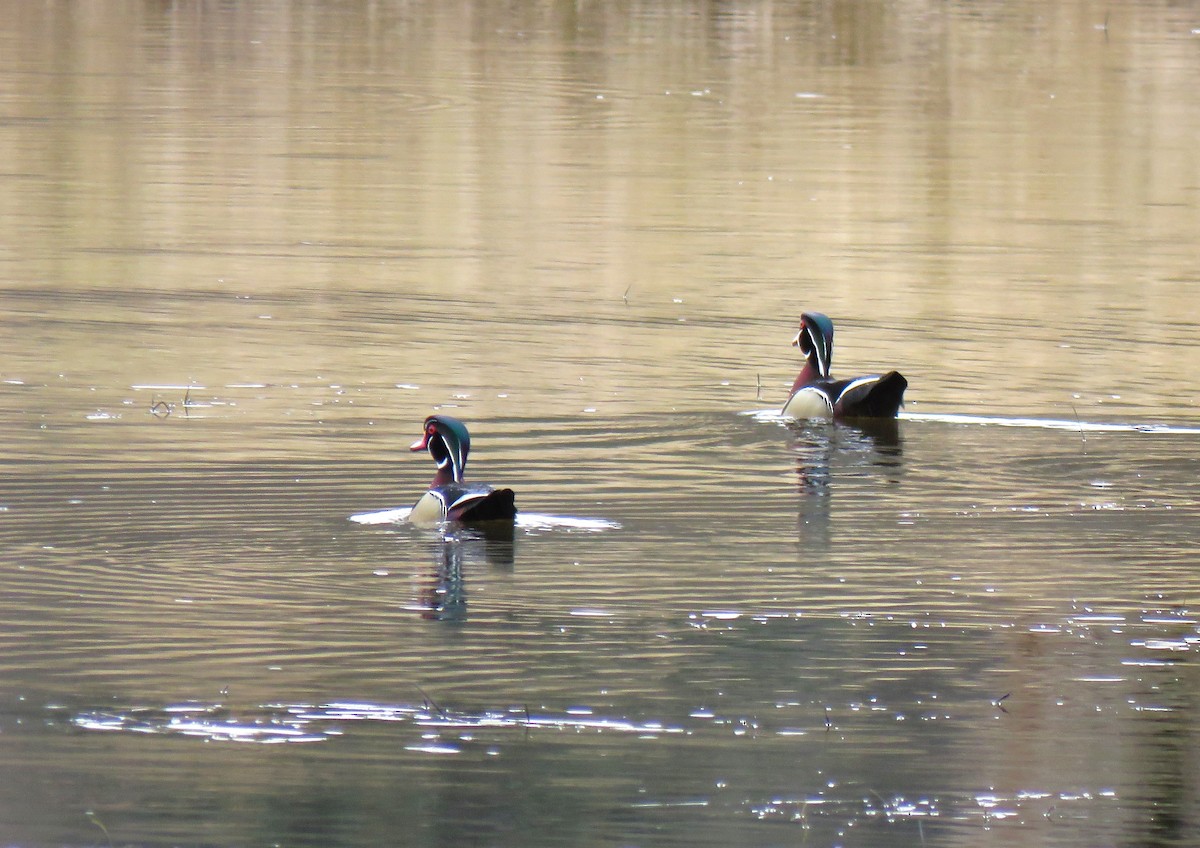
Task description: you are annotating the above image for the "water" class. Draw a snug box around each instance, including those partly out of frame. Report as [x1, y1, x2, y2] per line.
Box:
[2, 2, 1199, 846]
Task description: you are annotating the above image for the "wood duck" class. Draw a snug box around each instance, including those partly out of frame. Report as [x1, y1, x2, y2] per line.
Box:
[408, 414, 517, 524]
[781, 312, 907, 419]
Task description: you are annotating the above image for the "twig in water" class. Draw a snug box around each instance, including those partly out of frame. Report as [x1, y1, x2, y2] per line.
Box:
[1070, 403, 1087, 454]
[415, 684, 444, 718]
[824, 706, 832, 730]
[756, 372, 763, 402]
[993, 692, 1011, 713]
[150, 397, 172, 418]
[86, 811, 114, 848]
[622, 284, 632, 305]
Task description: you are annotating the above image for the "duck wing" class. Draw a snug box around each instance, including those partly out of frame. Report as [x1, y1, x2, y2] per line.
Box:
[445, 485, 517, 523]
[832, 371, 907, 419]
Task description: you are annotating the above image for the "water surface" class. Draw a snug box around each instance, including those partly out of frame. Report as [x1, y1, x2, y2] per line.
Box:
[1, 2, 1199, 846]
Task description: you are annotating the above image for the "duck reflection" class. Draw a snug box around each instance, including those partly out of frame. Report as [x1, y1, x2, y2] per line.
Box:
[790, 417, 904, 544]
[416, 522, 515, 622]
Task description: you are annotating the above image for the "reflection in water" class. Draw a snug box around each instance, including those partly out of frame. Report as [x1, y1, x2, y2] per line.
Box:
[790, 418, 904, 545]
[419, 538, 467, 622]
[414, 524, 516, 622]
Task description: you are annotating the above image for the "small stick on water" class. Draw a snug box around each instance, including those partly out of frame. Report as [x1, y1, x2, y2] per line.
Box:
[1070, 403, 1086, 454]
[756, 372, 763, 402]
[179, 386, 192, 419]
[86, 811, 114, 848]
[824, 706, 832, 730]
[415, 684, 443, 717]
[993, 692, 1011, 713]
[150, 397, 172, 418]
[622, 284, 632, 305]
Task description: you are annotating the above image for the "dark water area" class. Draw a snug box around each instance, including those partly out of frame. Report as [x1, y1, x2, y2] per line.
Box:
[2, 1, 1199, 846]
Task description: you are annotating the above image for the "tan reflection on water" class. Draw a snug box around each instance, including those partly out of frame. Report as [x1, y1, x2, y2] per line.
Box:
[1, 4, 1199, 846]
[1, 0, 1197, 427]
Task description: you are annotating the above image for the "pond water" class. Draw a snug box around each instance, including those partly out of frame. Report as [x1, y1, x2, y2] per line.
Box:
[2, 2, 1199, 846]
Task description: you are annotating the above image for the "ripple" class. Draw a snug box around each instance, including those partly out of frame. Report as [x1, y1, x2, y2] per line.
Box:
[900, 412, 1200, 434]
[348, 507, 620, 531]
[66, 700, 688, 745]
[71, 704, 330, 744]
[747, 408, 1200, 434]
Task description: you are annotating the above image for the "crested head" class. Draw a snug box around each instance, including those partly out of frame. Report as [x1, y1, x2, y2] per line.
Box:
[410, 414, 471, 484]
[792, 311, 835, 379]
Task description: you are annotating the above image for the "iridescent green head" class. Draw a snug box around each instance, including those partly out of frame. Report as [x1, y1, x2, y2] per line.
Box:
[410, 414, 471, 483]
[792, 312, 835, 379]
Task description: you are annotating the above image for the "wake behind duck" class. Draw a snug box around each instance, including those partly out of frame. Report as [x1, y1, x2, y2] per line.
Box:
[350, 413, 619, 532]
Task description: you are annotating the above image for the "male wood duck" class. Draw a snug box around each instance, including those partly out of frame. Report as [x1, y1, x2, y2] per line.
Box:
[782, 312, 907, 419]
[408, 414, 517, 524]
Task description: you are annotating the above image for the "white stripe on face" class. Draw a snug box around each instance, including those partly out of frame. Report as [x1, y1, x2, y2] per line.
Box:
[800, 322, 829, 378]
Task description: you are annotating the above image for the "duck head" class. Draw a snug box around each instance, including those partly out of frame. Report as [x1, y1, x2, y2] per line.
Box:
[410, 414, 471, 486]
[790, 311, 835, 390]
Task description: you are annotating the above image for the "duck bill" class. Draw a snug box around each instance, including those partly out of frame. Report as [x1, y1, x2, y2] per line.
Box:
[410, 433, 431, 452]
